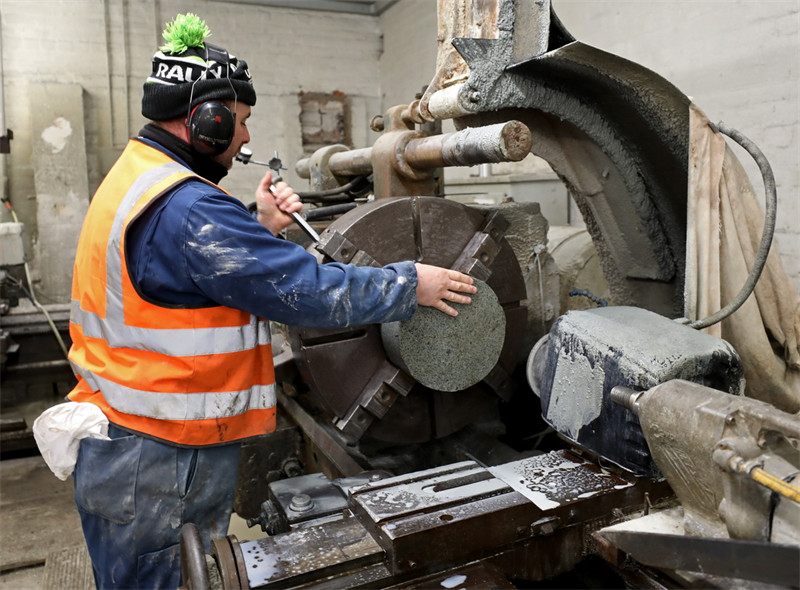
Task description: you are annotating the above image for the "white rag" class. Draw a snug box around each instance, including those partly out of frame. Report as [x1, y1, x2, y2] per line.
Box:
[32, 401, 110, 480]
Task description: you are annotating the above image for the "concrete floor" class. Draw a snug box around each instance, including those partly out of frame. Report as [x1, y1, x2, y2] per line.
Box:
[0, 454, 89, 589]
[0, 451, 266, 590]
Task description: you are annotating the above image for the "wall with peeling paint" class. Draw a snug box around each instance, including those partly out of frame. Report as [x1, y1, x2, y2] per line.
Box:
[0, 0, 383, 302]
[30, 83, 90, 301]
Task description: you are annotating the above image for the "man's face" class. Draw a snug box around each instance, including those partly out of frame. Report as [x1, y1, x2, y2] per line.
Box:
[214, 102, 252, 170]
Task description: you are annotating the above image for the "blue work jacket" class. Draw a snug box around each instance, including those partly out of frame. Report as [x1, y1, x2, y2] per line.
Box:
[125, 138, 419, 328]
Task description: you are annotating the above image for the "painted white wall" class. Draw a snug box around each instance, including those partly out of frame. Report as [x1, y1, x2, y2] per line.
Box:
[379, 0, 438, 110]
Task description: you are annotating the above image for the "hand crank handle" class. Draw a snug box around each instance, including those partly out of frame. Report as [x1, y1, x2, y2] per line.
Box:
[239, 149, 320, 243]
[267, 183, 321, 243]
[267, 152, 319, 243]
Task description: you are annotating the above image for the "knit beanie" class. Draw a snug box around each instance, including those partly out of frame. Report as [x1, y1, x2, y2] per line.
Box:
[142, 13, 256, 121]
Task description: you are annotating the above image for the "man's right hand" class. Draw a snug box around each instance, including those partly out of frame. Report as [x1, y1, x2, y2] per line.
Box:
[255, 171, 302, 235]
[414, 263, 477, 317]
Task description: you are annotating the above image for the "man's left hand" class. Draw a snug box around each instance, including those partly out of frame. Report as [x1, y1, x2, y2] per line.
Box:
[414, 263, 477, 316]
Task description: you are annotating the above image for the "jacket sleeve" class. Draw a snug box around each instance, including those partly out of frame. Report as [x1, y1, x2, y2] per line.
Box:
[128, 183, 419, 328]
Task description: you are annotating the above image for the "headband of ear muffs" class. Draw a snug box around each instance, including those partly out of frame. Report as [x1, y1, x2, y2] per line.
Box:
[187, 100, 235, 156]
[185, 42, 238, 156]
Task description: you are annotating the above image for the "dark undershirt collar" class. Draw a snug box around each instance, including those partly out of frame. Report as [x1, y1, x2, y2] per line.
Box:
[137, 124, 228, 185]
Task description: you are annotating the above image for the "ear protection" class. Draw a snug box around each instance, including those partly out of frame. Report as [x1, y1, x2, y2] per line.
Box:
[187, 101, 235, 156]
[186, 44, 237, 156]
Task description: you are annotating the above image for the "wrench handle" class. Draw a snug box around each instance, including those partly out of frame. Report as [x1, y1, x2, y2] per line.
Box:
[268, 184, 320, 243]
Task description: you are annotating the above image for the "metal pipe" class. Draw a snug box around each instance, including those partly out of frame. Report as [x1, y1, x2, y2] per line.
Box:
[407, 120, 532, 168]
[296, 121, 531, 180]
[2, 359, 72, 374]
[295, 148, 372, 179]
[426, 83, 474, 120]
[610, 386, 643, 413]
[179, 524, 210, 590]
[296, 176, 366, 200]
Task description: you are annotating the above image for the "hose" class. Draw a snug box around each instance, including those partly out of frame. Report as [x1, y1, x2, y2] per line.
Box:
[304, 202, 358, 221]
[748, 467, 800, 504]
[569, 289, 608, 307]
[721, 446, 800, 504]
[688, 121, 777, 330]
[297, 175, 372, 203]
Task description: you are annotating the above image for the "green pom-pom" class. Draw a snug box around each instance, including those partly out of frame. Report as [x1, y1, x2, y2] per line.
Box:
[160, 13, 211, 55]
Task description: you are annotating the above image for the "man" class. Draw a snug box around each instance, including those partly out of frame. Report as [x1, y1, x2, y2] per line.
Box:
[64, 13, 475, 589]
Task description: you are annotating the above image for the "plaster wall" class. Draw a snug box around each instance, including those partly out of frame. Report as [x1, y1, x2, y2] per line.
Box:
[379, 0, 438, 109]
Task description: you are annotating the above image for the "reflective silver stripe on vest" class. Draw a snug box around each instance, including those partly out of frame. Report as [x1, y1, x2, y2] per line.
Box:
[72, 361, 276, 420]
[70, 155, 273, 421]
[106, 161, 190, 323]
[69, 160, 270, 356]
[71, 299, 271, 356]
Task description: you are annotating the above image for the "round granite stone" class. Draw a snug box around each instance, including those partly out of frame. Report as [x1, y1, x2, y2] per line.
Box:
[380, 279, 505, 392]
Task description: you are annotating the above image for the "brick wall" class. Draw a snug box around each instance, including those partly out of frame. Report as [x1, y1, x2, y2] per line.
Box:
[0, 0, 383, 297]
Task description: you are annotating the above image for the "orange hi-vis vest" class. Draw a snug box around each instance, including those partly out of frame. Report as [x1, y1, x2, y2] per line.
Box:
[67, 139, 276, 446]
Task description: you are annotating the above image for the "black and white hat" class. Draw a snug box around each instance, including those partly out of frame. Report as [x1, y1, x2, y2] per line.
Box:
[141, 14, 256, 121]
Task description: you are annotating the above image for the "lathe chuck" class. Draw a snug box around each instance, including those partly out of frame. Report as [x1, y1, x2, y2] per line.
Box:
[289, 196, 527, 444]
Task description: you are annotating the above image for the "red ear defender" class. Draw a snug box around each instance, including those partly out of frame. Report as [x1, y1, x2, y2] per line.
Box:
[187, 101, 235, 156]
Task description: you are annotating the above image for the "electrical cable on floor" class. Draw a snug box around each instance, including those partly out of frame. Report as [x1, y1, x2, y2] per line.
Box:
[688, 121, 777, 330]
[2, 197, 70, 361]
